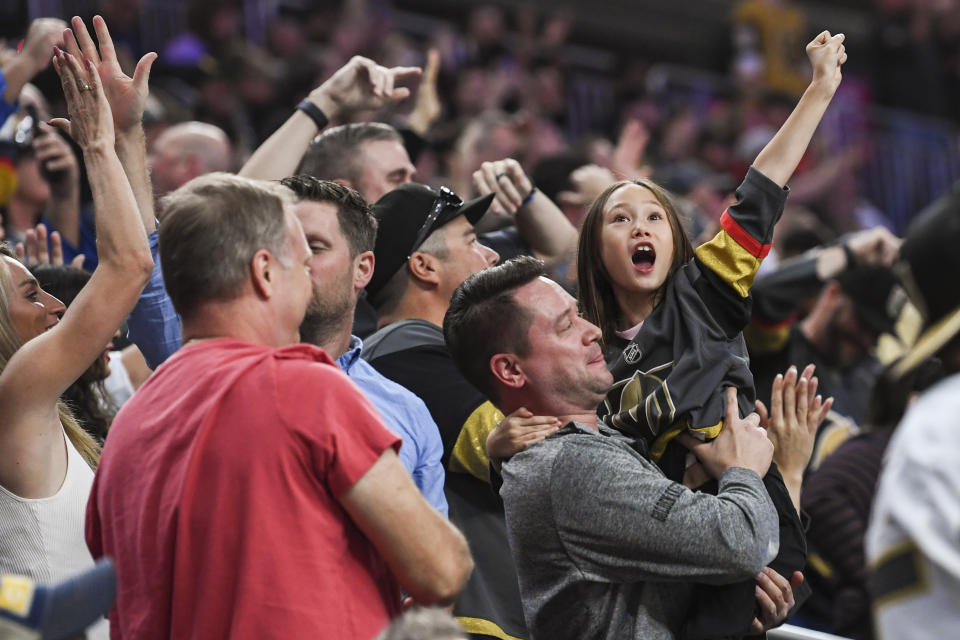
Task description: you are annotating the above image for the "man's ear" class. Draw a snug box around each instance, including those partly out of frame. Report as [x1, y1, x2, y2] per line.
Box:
[354, 251, 375, 290]
[250, 249, 275, 299]
[490, 353, 525, 389]
[408, 250, 441, 285]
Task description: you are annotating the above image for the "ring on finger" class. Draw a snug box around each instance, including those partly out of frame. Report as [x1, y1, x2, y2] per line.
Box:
[495, 173, 508, 181]
[79, 83, 92, 92]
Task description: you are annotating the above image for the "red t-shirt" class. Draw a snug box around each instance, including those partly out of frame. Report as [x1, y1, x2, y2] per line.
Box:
[86, 338, 402, 639]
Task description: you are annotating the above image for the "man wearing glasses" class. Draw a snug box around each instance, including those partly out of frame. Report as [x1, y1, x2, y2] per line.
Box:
[362, 184, 528, 640]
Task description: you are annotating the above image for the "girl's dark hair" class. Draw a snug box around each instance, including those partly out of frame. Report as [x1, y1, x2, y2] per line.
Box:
[31, 264, 115, 442]
[577, 178, 695, 350]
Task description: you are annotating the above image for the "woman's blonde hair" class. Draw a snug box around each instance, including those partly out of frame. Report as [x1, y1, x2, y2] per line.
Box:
[576, 178, 695, 351]
[0, 245, 100, 469]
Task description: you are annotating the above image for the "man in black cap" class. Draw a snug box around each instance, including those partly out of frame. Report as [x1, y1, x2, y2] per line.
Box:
[746, 226, 905, 459]
[865, 184, 960, 638]
[362, 184, 528, 640]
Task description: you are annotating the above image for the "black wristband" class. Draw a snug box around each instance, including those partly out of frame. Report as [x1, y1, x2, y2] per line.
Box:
[521, 185, 537, 208]
[841, 242, 858, 271]
[296, 99, 328, 131]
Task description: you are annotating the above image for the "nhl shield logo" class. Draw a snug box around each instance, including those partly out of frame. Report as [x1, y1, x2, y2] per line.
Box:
[623, 343, 642, 364]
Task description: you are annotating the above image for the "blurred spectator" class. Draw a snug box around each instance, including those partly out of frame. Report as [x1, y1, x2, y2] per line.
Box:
[361, 185, 528, 639]
[748, 227, 905, 434]
[866, 183, 960, 638]
[298, 122, 416, 202]
[801, 357, 943, 640]
[148, 120, 233, 205]
[732, 0, 809, 96]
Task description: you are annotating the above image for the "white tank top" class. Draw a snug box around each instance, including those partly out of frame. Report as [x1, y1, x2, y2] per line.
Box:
[0, 428, 109, 639]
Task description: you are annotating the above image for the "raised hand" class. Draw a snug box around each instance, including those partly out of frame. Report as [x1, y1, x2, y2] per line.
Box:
[61, 16, 156, 133]
[557, 164, 617, 209]
[610, 118, 650, 180]
[1, 18, 66, 105]
[20, 18, 67, 76]
[845, 226, 902, 268]
[32, 122, 80, 193]
[309, 55, 421, 120]
[473, 158, 534, 216]
[755, 363, 833, 480]
[49, 46, 114, 151]
[15, 223, 84, 268]
[806, 31, 847, 92]
[407, 48, 441, 135]
[15, 224, 51, 266]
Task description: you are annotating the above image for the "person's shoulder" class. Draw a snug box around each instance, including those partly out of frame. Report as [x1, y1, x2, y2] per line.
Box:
[893, 375, 960, 454]
[508, 423, 640, 476]
[351, 357, 433, 413]
[270, 344, 358, 391]
[363, 319, 445, 361]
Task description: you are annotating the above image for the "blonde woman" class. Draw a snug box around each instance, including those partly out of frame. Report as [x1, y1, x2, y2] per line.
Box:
[0, 27, 152, 605]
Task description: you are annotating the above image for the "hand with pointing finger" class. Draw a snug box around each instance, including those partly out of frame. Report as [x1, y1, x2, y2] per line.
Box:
[309, 55, 421, 121]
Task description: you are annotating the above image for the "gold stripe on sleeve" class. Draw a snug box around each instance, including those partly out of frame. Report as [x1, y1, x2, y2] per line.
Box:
[449, 401, 505, 483]
[695, 230, 764, 298]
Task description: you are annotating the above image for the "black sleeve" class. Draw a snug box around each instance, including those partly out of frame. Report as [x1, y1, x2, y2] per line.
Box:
[751, 253, 822, 325]
[680, 463, 809, 640]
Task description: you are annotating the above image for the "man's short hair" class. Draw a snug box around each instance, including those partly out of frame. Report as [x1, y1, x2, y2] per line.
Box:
[369, 226, 448, 316]
[444, 256, 545, 404]
[280, 175, 378, 256]
[297, 122, 403, 186]
[159, 172, 294, 319]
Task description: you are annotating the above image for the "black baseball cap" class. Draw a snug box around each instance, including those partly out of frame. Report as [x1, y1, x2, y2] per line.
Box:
[834, 265, 905, 337]
[366, 183, 494, 298]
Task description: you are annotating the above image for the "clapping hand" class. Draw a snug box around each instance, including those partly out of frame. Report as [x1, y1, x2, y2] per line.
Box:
[755, 364, 833, 479]
[15, 223, 85, 269]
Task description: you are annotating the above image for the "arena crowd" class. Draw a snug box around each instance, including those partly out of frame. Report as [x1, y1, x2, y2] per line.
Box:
[1, 2, 959, 639]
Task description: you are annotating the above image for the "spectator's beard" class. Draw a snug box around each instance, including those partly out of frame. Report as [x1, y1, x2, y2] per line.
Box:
[299, 285, 353, 350]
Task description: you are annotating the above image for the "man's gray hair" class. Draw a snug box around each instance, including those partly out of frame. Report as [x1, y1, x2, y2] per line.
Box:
[297, 122, 403, 185]
[369, 226, 449, 315]
[159, 172, 295, 319]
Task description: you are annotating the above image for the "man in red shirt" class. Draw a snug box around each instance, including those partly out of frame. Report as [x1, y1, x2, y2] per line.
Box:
[85, 172, 472, 639]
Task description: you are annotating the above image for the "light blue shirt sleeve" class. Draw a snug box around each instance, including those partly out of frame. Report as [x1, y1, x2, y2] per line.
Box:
[0, 69, 18, 126]
[339, 341, 448, 516]
[126, 231, 182, 369]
